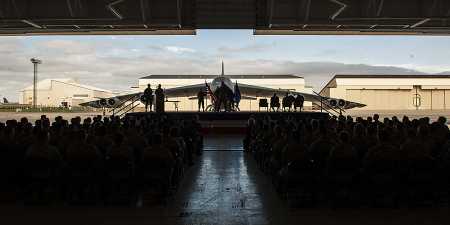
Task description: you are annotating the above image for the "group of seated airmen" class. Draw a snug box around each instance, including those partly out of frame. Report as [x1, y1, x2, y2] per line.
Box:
[0, 114, 203, 204]
[245, 114, 450, 207]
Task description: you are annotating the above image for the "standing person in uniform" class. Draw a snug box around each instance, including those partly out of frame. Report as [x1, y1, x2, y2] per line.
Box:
[270, 93, 280, 112]
[143, 84, 153, 112]
[197, 89, 206, 112]
[155, 84, 165, 113]
[294, 94, 305, 112]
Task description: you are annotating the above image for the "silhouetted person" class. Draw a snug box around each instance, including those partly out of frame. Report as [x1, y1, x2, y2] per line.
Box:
[270, 93, 280, 111]
[197, 89, 206, 112]
[215, 81, 230, 111]
[25, 130, 60, 161]
[308, 122, 335, 170]
[294, 95, 304, 112]
[282, 93, 293, 112]
[155, 84, 164, 113]
[144, 84, 153, 112]
[225, 86, 234, 111]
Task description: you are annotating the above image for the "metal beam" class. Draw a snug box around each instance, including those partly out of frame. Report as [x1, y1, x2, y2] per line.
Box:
[304, 0, 311, 23]
[107, 0, 126, 20]
[21, 19, 42, 29]
[330, 0, 347, 21]
[254, 29, 450, 36]
[66, 0, 74, 17]
[176, 0, 181, 28]
[410, 18, 431, 28]
[268, 0, 274, 28]
[0, 29, 196, 36]
[376, 0, 384, 17]
[140, 0, 147, 24]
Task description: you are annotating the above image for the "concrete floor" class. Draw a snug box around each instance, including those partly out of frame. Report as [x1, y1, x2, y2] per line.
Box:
[2, 135, 450, 225]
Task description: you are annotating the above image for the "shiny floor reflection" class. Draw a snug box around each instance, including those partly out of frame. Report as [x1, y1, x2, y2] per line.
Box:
[171, 135, 286, 225]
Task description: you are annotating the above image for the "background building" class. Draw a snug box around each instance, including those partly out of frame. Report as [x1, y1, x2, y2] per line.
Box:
[320, 75, 450, 111]
[19, 78, 113, 107]
[137, 75, 313, 111]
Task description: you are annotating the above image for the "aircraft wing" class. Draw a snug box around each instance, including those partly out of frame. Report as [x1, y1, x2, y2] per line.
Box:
[237, 83, 366, 109]
[164, 83, 205, 98]
[80, 84, 206, 108]
[79, 92, 142, 107]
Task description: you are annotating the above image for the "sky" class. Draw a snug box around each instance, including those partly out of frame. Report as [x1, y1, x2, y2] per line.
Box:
[1, 29, 450, 101]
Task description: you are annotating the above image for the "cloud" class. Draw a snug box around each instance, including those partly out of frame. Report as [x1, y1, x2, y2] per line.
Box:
[165, 46, 196, 54]
[39, 40, 97, 54]
[217, 43, 271, 54]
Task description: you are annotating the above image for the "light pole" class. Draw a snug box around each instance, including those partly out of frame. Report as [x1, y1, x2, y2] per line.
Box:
[30, 58, 42, 108]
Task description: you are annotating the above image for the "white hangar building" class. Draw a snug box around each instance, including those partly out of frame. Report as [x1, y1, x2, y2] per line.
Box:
[19, 78, 114, 107]
[320, 75, 450, 111]
[137, 75, 313, 111]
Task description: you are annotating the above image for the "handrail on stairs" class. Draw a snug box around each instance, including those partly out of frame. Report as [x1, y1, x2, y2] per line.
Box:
[311, 91, 345, 116]
[112, 94, 141, 117]
[109, 94, 141, 115]
[118, 101, 140, 118]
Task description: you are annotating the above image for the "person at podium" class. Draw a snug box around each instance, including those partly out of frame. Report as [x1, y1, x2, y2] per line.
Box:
[155, 84, 165, 113]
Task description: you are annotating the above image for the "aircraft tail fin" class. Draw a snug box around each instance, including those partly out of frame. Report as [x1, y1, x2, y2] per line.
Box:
[3, 97, 8, 104]
[206, 82, 217, 102]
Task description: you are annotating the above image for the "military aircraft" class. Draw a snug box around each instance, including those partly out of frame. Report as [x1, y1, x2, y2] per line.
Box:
[80, 62, 366, 111]
[0, 97, 31, 109]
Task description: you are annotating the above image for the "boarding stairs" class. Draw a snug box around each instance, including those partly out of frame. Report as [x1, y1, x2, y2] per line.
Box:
[310, 91, 345, 117]
[109, 94, 141, 118]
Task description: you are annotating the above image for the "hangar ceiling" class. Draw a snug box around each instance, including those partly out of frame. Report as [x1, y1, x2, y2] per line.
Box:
[0, 0, 449, 35]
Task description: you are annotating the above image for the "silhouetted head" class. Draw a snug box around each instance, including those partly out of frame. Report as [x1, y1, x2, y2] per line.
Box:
[373, 114, 379, 121]
[417, 124, 429, 138]
[147, 84, 151, 88]
[20, 117, 28, 124]
[438, 116, 447, 125]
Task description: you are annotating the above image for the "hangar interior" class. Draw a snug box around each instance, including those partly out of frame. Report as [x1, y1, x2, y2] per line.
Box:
[2, 1, 450, 225]
[0, 0, 450, 35]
